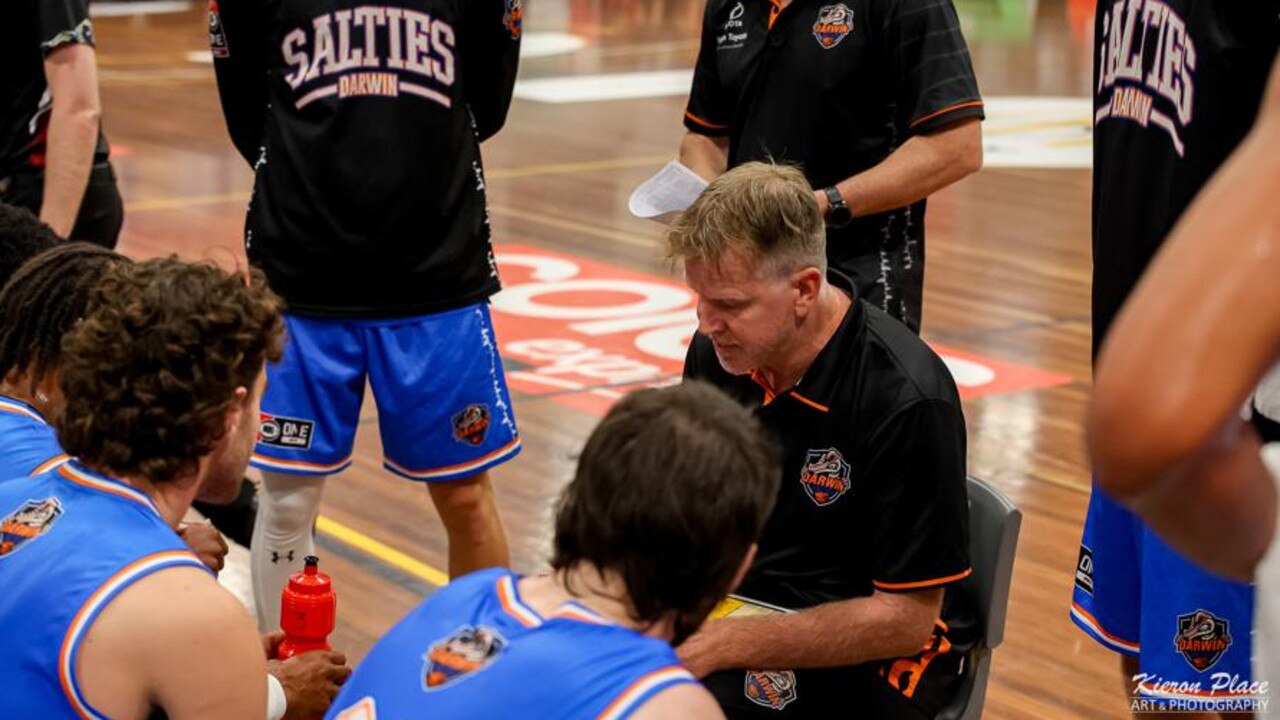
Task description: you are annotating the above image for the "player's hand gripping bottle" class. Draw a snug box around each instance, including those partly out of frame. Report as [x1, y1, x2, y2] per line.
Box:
[276, 555, 336, 660]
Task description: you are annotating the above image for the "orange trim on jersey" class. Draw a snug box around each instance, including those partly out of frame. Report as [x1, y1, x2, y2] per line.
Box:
[31, 454, 70, 475]
[873, 567, 972, 591]
[684, 111, 728, 131]
[596, 666, 693, 720]
[58, 550, 203, 719]
[57, 465, 153, 511]
[788, 392, 829, 413]
[0, 399, 45, 422]
[768, 0, 783, 29]
[496, 576, 541, 628]
[1071, 601, 1141, 652]
[909, 101, 985, 130]
[552, 606, 609, 625]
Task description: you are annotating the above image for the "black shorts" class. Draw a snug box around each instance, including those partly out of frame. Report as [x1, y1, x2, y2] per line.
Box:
[1, 161, 123, 249]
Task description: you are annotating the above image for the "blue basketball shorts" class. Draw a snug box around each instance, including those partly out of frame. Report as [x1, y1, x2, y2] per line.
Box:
[250, 304, 521, 482]
[1071, 485, 1254, 704]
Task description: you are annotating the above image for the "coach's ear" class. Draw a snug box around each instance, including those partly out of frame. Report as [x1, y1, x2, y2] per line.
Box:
[792, 267, 823, 319]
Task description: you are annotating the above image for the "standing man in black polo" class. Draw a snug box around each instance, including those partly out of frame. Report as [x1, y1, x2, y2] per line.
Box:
[674, 162, 972, 718]
[679, 0, 983, 333]
[0, 0, 123, 247]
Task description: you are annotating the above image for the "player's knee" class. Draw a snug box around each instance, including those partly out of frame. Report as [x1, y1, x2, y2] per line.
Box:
[260, 474, 324, 537]
[429, 475, 496, 531]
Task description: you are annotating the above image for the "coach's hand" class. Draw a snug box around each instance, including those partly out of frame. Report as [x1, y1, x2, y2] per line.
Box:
[177, 521, 229, 574]
[267, 647, 352, 719]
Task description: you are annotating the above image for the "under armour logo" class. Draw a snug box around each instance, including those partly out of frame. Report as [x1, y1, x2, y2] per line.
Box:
[271, 550, 295, 564]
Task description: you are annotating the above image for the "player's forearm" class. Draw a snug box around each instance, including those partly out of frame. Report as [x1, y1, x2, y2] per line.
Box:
[678, 132, 728, 182]
[832, 118, 981, 217]
[39, 103, 99, 237]
[210, 0, 268, 166]
[1091, 112, 1280, 500]
[463, 2, 520, 141]
[707, 592, 938, 670]
[1127, 424, 1276, 581]
[1091, 64, 1280, 579]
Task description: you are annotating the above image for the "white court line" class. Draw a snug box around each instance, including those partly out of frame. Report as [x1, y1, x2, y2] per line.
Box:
[513, 69, 694, 104]
[93, 1, 193, 17]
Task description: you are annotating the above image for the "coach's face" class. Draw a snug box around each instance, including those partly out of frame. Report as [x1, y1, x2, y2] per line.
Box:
[686, 249, 808, 376]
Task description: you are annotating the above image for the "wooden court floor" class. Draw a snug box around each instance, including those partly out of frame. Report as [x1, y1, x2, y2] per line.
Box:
[92, 0, 1127, 717]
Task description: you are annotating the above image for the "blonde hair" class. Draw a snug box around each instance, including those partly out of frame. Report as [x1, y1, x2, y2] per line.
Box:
[667, 162, 826, 276]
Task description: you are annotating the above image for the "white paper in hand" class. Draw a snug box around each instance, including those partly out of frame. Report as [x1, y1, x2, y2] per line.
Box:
[628, 160, 709, 225]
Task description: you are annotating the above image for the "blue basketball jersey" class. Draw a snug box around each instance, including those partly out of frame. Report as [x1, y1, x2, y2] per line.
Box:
[326, 568, 697, 720]
[0, 461, 207, 718]
[0, 395, 67, 479]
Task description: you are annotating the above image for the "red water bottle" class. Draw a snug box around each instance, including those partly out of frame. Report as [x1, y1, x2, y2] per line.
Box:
[276, 555, 336, 660]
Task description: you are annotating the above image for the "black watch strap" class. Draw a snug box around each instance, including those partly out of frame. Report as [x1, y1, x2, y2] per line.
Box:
[822, 186, 852, 227]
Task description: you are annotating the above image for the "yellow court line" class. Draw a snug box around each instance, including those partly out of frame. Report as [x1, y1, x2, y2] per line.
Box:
[315, 514, 451, 588]
[125, 192, 244, 213]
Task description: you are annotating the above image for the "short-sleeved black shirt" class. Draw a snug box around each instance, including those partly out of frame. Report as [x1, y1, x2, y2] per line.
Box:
[0, 0, 109, 178]
[211, 0, 520, 317]
[684, 271, 971, 608]
[686, 271, 975, 712]
[1092, 1, 1280, 357]
[684, 0, 983, 317]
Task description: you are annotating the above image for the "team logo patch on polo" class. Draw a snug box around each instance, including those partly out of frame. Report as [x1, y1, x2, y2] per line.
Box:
[744, 669, 797, 710]
[1174, 610, 1233, 672]
[504, 0, 523, 39]
[800, 448, 852, 506]
[258, 412, 314, 450]
[0, 498, 63, 557]
[813, 4, 853, 48]
[451, 404, 491, 446]
[422, 626, 507, 690]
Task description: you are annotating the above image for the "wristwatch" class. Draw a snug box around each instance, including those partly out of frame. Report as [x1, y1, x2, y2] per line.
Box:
[821, 186, 852, 228]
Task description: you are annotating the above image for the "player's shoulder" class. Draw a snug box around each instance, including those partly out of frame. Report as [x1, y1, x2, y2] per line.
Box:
[853, 303, 959, 407]
[626, 678, 721, 720]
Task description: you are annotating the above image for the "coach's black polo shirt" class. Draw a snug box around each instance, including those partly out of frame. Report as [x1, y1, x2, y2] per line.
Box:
[685, 271, 974, 712]
[684, 271, 970, 608]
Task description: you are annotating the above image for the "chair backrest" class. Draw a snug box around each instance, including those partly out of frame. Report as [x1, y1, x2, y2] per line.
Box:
[963, 475, 1022, 649]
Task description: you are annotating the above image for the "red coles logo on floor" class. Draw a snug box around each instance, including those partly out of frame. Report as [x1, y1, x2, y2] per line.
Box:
[813, 4, 854, 49]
